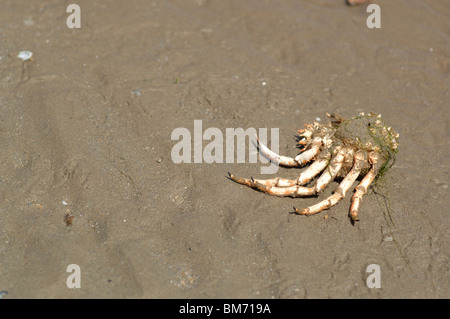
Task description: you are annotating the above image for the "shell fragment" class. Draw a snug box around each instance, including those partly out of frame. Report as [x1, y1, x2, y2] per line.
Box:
[17, 50, 33, 61]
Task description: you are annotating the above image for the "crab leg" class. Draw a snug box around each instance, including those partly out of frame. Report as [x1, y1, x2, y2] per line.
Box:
[313, 147, 350, 192]
[257, 136, 322, 167]
[228, 149, 332, 189]
[296, 149, 331, 185]
[253, 182, 316, 197]
[349, 152, 381, 221]
[228, 174, 298, 187]
[294, 137, 323, 165]
[227, 173, 316, 197]
[295, 151, 366, 216]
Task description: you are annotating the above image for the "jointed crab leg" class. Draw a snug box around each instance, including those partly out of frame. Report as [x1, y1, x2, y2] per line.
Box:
[349, 152, 381, 221]
[228, 146, 331, 191]
[295, 151, 366, 216]
[253, 182, 316, 197]
[257, 137, 322, 167]
[228, 173, 316, 197]
[294, 137, 323, 165]
[228, 174, 298, 188]
[296, 150, 331, 185]
[313, 147, 349, 192]
[230, 149, 332, 189]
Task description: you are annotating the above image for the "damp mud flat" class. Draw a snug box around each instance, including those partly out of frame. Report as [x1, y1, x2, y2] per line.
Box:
[0, 0, 448, 298]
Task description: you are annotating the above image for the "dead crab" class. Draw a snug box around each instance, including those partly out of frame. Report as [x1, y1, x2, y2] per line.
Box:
[229, 112, 399, 222]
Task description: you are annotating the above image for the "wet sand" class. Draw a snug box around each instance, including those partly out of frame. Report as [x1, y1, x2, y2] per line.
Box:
[0, 0, 449, 298]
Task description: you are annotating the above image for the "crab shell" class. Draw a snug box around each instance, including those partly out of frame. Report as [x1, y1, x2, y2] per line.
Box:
[299, 112, 399, 178]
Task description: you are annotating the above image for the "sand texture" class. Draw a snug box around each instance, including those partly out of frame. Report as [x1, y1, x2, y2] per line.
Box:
[0, 0, 449, 298]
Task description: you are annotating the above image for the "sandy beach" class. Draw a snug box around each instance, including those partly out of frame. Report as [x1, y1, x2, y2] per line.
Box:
[0, 0, 449, 298]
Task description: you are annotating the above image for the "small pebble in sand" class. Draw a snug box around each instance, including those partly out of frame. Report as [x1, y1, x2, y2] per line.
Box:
[0, 291, 8, 299]
[156, 158, 162, 163]
[64, 213, 74, 226]
[131, 88, 141, 96]
[172, 195, 184, 205]
[23, 18, 35, 26]
[174, 269, 197, 288]
[17, 50, 33, 61]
